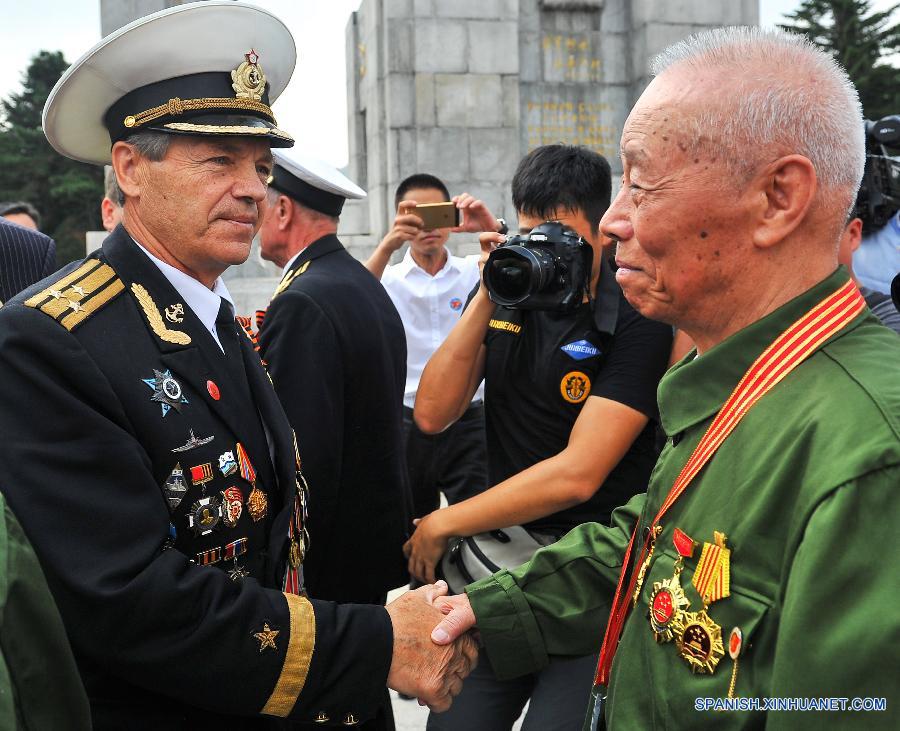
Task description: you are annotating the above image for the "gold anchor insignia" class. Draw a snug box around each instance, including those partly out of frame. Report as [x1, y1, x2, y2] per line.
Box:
[231, 49, 267, 101]
[131, 284, 192, 345]
[165, 303, 185, 323]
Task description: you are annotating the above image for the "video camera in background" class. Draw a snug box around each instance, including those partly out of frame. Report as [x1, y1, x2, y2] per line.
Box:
[482, 221, 593, 312]
[854, 115, 900, 229]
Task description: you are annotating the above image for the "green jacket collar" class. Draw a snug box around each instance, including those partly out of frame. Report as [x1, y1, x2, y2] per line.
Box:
[658, 267, 855, 437]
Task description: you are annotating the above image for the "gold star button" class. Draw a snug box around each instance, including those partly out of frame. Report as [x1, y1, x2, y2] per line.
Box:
[253, 622, 279, 652]
[67, 300, 82, 313]
[49, 289, 63, 299]
[70, 285, 86, 297]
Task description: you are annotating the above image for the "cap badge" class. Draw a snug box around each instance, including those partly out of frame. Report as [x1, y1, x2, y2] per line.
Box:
[232, 50, 267, 102]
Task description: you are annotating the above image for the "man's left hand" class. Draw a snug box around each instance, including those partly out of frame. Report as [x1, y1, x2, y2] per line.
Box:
[403, 511, 451, 584]
[452, 193, 501, 234]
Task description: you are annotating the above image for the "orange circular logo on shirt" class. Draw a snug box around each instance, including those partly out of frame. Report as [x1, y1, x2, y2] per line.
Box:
[560, 371, 591, 404]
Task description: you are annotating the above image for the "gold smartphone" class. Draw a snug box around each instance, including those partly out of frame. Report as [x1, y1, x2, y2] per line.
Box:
[414, 202, 460, 230]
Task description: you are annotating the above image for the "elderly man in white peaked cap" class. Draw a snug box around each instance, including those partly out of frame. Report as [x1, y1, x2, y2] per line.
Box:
[0, 2, 475, 729]
[256, 149, 413, 730]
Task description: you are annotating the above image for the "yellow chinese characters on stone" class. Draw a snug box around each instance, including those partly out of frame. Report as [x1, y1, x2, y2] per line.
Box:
[253, 622, 279, 652]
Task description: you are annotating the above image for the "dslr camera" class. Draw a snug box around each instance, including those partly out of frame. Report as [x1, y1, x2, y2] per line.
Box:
[482, 221, 593, 312]
[854, 114, 900, 229]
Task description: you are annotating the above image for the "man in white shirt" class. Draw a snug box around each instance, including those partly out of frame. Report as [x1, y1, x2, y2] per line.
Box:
[366, 174, 498, 520]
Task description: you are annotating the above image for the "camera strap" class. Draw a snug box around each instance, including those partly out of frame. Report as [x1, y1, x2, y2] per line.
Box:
[591, 254, 619, 335]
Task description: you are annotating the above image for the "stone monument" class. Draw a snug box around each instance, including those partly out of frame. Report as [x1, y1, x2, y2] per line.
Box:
[342, 0, 758, 261]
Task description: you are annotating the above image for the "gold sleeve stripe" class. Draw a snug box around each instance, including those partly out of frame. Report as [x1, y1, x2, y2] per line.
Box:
[24, 259, 103, 308]
[261, 593, 316, 717]
[60, 279, 125, 330]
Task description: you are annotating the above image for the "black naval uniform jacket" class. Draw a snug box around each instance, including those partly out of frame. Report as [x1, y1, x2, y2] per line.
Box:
[258, 235, 412, 603]
[0, 227, 392, 728]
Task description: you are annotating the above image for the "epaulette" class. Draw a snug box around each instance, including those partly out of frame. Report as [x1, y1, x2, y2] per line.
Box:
[271, 260, 310, 299]
[24, 259, 124, 331]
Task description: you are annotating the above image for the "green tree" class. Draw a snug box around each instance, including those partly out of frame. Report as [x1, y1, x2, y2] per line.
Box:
[0, 51, 103, 265]
[780, 0, 900, 119]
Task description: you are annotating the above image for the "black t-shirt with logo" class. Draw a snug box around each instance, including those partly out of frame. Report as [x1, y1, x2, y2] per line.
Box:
[482, 274, 673, 533]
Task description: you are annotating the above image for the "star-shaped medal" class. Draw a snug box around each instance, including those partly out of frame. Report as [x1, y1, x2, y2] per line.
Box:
[253, 622, 279, 652]
[142, 369, 189, 416]
[229, 563, 249, 581]
[71, 285, 86, 297]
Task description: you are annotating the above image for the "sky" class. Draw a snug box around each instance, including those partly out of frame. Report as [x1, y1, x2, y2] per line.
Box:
[1, 1, 896, 167]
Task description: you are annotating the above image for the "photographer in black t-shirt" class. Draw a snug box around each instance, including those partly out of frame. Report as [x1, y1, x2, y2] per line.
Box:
[406, 145, 673, 731]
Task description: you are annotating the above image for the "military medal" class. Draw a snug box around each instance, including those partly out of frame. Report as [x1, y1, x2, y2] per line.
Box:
[691, 531, 731, 606]
[247, 486, 268, 522]
[631, 524, 661, 607]
[142, 368, 189, 416]
[196, 546, 222, 565]
[218, 450, 238, 477]
[235, 442, 257, 484]
[162, 462, 187, 512]
[647, 527, 696, 643]
[189, 462, 214, 487]
[727, 626, 742, 698]
[223, 537, 249, 580]
[676, 610, 725, 674]
[187, 495, 223, 535]
[220, 486, 243, 527]
[289, 538, 304, 568]
[172, 429, 214, 452]
[674, 531, 731, 674]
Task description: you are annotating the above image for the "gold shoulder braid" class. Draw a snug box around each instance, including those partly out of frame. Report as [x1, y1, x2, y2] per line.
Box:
[131, 283, 192, 345]
[25, 260, 124, 331]
[271, 261, 310, 300]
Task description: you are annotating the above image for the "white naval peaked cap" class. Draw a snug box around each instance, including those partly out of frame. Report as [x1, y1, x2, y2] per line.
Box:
[270, 149, 366, 217]
[43, 1, 297, 165]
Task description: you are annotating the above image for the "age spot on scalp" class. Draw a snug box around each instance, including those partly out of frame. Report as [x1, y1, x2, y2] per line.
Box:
[662, 136, 669, 141]
[700, 231, 708, 239]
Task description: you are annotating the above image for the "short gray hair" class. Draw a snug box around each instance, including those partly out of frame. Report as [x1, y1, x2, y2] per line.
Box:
[650, 27, 864, 214]
[103, 165, 124, 206]
[124, 130, 171, 162]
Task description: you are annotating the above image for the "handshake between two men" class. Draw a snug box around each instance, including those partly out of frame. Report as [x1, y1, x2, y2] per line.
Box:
[384, 581, 479, 712]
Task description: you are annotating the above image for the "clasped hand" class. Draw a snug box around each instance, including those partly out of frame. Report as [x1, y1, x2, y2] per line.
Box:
[385, 582, 477, 712]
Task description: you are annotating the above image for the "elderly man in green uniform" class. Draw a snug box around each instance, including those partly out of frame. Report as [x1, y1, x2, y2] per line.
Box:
[428, 26, 900, 730]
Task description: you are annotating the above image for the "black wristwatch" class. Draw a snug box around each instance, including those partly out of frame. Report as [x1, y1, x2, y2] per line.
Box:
[495, 218, 509, 235]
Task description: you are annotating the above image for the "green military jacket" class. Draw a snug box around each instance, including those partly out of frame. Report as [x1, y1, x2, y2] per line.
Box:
[467, 270, 900, 730]
[0, 493, 90, 730]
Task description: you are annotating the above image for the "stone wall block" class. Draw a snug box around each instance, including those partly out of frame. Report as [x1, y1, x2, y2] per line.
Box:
[468, 21, 520, 74]
[434, 0, 519, 19]
[599, 31, 628, 85]
[469, 128, 520, 182]
[631, 0, 751, 26]
[435, 74, 503, 128]
[519, 32, 543, 82]
[387, 74, 415, 128]
[501, 76, 520, 128]
[415, 73, 436, 127]
[415, 127, 472, 182]
[413, 20, 469, 72]
[387, 20, 415, 73]
[384, 0, 414, 18]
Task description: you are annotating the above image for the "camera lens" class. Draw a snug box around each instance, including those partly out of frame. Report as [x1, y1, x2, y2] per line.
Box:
[484, 245, 557, 306]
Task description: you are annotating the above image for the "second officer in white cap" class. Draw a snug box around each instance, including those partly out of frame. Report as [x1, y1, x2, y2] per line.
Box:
[257, 149, 413, 726]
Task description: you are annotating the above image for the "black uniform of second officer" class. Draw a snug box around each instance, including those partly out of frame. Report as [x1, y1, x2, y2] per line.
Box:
[257, 150, 412, 607]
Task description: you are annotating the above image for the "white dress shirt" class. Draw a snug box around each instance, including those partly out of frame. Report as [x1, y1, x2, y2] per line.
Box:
[381, 247, 484, 408]
[132, 239, 234, 353]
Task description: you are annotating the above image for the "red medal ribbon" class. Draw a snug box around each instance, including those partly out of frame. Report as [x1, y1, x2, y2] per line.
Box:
[672, 528, 695, 558]
[595, 280, 865, 685]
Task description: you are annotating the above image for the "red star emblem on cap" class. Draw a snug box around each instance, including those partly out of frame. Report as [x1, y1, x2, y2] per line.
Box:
[246, 49, 260, 65]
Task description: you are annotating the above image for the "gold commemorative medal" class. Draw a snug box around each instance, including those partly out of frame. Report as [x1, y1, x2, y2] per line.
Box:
[289, 538, 304, 568]
[247, 486, 268, 522]
[676, 610, 725, 674]
[648, 527, 695, 642]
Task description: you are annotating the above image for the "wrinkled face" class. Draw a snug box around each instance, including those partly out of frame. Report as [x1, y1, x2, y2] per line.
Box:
[600, 70, 753, 326]
[135, 136, 273, 280]
[405, 187, 451, 258]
